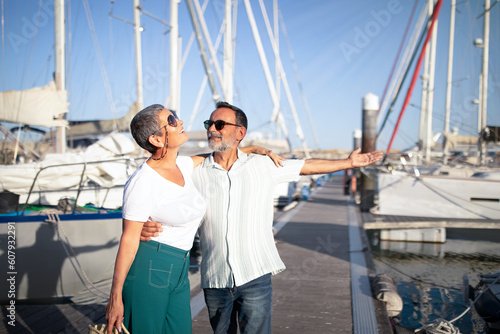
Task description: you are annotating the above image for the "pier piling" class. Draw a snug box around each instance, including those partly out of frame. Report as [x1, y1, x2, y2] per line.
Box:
[360, 93, 378, 212]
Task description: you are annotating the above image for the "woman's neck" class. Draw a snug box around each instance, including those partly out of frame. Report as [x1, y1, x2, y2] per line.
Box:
[147, 149, 178, 169]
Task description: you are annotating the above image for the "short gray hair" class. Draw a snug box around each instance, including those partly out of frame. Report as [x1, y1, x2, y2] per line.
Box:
[130, 104, 164, 153]
[215, 101, 248, 129]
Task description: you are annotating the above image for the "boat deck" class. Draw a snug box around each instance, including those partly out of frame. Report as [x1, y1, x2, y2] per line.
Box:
[361, 211, 500, 230]
[1, 177, 393, 333]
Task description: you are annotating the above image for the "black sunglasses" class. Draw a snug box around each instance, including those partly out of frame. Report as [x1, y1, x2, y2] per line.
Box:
[204, 120, 242, 131]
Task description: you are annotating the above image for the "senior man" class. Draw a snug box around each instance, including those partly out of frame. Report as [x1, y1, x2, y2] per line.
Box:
[141, 101, 383, 334]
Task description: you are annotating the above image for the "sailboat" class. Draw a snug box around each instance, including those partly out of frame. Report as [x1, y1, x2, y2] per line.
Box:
[373, 0, 500, 220]
[0, 0, 150, 303]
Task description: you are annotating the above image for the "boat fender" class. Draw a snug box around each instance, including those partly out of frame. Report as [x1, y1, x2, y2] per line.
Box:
[462, 274, 475, 304]
[373, 274, 403, 317]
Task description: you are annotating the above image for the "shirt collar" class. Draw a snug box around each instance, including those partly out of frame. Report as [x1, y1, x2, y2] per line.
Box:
[204, 148, 247, 169]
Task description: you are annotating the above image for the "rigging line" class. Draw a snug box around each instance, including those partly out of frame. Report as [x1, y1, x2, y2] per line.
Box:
[254, 0, 309, 156]
[1, 0, 4, 91]
[31, 55, 51, 87]
[455, 0, 479, 89]
[186, 76, 208, 131]
[378, 5, 429, 127]
[419, 177, 500, 215]
[377, 7, 431, 140]
[185, 0, 221, 102]
[376, 259, 461, 291]
[477, 0, 499, 18]
[82, 0, 118, 124]
[21, 0, 43, 91]
[180, 0, 209, 70]
[13, 0, 43, 163]
[193, 0, 224, 92]
[278, 9, 320, 149]
[108, 0, 113, 101]
[377, 0, 419, 117]
[185, 1, 224, 131]
[384, 0, 444, 157]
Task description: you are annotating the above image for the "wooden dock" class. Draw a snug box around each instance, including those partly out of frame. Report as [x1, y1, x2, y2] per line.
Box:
[361, 211, 500, 230]
[1, 177, 392, 333]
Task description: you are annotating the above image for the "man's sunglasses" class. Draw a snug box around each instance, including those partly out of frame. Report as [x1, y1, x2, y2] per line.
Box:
[204, 120, 242, 131]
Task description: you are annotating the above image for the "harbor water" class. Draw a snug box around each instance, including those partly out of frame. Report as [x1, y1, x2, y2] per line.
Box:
[367, 228, 500, 333]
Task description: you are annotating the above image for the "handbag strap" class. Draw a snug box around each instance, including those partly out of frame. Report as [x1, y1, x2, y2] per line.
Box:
[88, 324, 130, 334]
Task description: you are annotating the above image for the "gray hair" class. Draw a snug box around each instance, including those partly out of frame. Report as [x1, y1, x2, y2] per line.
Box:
[130, 104, 164, 154]
[215, 101, 248, 129]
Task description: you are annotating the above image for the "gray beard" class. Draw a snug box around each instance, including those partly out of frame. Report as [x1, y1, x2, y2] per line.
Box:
[209, 140, 232, 152]
[208, 131, 236, 152]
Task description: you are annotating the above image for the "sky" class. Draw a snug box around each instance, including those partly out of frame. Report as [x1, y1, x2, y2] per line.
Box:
[2, 0, 500, 151]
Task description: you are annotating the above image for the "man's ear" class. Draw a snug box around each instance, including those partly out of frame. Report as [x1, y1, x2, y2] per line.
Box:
[236, 127, 246, 141]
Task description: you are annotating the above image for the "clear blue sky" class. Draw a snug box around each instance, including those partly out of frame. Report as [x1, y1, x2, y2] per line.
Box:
[2, 0, 499, 151]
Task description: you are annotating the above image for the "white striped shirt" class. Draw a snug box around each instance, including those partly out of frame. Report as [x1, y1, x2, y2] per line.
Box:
[192, 149, 304, 288]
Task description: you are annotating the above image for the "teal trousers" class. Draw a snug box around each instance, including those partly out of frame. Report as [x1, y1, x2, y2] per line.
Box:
[123, 240, 191, 334]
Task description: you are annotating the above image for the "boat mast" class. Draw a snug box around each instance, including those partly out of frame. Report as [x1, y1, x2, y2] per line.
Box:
[244, 0, 311, 157]
[185, 0, 221, 103]
[223, 0, 233, 103]
[426, 0, 438, 163]
[243, 0, 287, 146]
[273, 0, 281, 140]
[54, 0, 66, 153]
[443, 0, 456, 160]
[255, 0, 311, 158]
[169, 0, 180, 113]
[479, 0, 490, 166]
[133, 0, 143, 112]
[420, 0, 439, 163]
[418, 1, 430, 156]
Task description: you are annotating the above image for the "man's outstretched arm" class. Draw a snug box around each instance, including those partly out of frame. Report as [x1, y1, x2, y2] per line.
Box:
[300, 148, 383, 175]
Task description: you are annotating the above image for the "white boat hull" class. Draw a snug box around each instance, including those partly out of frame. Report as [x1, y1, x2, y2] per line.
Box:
[376, 172, 500, 219]
[0, 213, 121, 302]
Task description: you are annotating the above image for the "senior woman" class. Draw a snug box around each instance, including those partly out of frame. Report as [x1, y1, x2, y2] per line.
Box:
[105, 104, 281, 334]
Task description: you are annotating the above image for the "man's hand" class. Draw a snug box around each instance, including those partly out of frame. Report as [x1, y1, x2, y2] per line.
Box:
[140, 221, 163, 241]
[267, 150, 285, 167]
[348, 148, 384, 168]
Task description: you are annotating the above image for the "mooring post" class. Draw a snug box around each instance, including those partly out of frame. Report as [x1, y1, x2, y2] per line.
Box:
[352, 129, 362, 201]
[360, 93, 378, 211]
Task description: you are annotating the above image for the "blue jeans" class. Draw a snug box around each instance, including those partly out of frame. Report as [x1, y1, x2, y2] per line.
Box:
[203, 274, 273, 334]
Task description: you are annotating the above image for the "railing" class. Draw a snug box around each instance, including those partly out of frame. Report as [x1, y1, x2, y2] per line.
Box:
[22, 157, 147, 214]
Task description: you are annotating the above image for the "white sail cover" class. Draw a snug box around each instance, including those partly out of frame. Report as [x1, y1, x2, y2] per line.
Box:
[0, 81, 69, 127]
[0, 133, 137, 195]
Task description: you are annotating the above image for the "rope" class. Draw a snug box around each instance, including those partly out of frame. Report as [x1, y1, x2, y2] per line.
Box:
[415, 318, 461, 334]
[414, 273, 500, 333]
[46, 213, 109, 300]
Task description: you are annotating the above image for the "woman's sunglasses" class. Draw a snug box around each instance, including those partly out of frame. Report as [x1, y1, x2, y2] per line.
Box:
[204, 120, 242, 131]
[155, 113, 179, 134]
